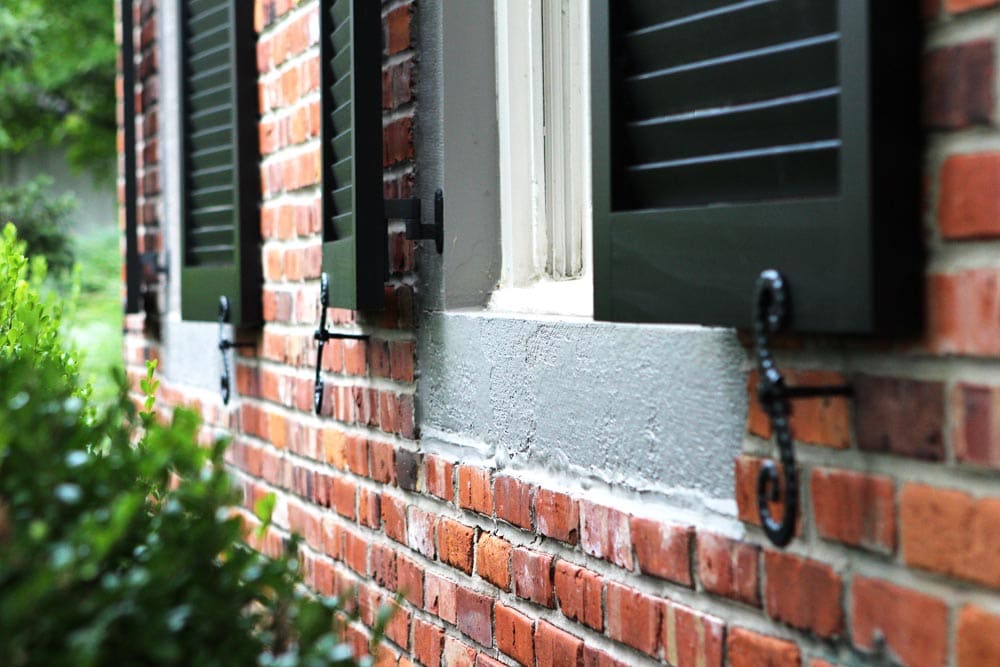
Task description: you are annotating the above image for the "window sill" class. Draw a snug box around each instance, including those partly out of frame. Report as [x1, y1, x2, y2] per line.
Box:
[487, 277, 594, 318]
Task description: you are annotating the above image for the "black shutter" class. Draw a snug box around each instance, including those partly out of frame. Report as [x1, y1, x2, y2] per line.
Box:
[122, 0, 141, 314]
[591, 0, 921, 333]
[179, 0, 261, 325]
[320, 0, 385, 310]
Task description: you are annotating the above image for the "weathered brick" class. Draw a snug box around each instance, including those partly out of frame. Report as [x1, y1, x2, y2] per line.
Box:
[764, 551, 843, 638]
[512, 548, 554, 608]
[424, 455, 455, 501]
[727, 628, 800, 667]
[424, 572, 458, 625]
[455, 587, 493, 647]
[851, 576, 947, 667]
[495, 603, 534, 667]
[396, 448, 421, 491]
[580, 501, 633, 570]
[413, 618, 444, 667]
[475, 533, 512, 591]
[382, 494, 407, 544]
[407, 506, 437, 559]
[901, 483, 1000, 588]
[696, 532, 760, 607]
[534, 621, 583, 667]
[928, 270, 1000, 357]
[358, 487, 381, 529]
[494, 476, 534, 530]
[458, 466, 493, 516]
[606, 582, 662, 657]
[953, 382, 1000, 468]
[925, 42, 994, 131]
[441, 637, 476, 667]
[397, 555, 424, 608]
[535, 488, 579, 544]
[343, 529, 368, 575]
[554, 560, 604, 632]
[957, 604, 1000, 666]
[811, 468, 895, 553]
[371, 544, 397, 590]
[664, 602, 725, 667]
[749, 370, 851, 448]
[439, 519, 475, 575]
[384, 4, 412, 55]
[582, 647, 630, 667]
[855, 376, 945, 461]
[369, 440, 396, 485]
[630, 517, 693, 586]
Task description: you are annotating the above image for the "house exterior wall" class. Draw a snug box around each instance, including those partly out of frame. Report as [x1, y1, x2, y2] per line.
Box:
[119, 2, 1000, 666]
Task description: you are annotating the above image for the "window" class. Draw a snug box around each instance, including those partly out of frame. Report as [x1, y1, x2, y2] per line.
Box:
[492, 0, 593, 317]
[320, 0, 385, 311]
[591, 1, 921, 333]
[179, 0, 260, 325]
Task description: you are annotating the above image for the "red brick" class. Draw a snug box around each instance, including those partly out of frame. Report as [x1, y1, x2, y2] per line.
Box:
[384, 4, 412, 55]
[696, 532, 761, 607]
[512, 548, 554, 608]
[438, 519, 475, 575]
[928, 270, 1000, 356]
[333, 478, 356, 520]
[358, 488, 381, 529]
[494, 476, 535, 529]
[475, 533, 512, 591]
[458, 466, 493, 516]
[397, 556, 424, 608]
[953, 382, 1000, 468]
[947, 0, 1000, 13]
[407, 506, 437, 559]
[749, 370, 851, 448]
[476, 656, 505, 667]
[811, 468, 895, 552]
[582, 647, 629, 667]
[606, 582, 662, 657]
[580, 501, 633, 570]
[369, 440, 396, 485]
[945, 150, 1000, 243]
[382, 494, 407, 544]
[343, 338, 367, 375]
[535, 489, 579, 544]
[901, 483, 1000, 588]
[855, 376, 945, 461]
[925, 42, 994, 131]
[371, 544, 397, 590]
[534, 621, 583, 667]
[389, 340, 415, 382]
[345, 436, 370, 476]
[455, 587, 493, 647]
[413, 619, 444, 667]
[425, 455, 455, 501]
[441, 637, 476, 667]
[630, 517, 693, 586]
[383, 117, 414, 167]
[554, 560, 604, 632]
[495, 603, 534, 666]
[764, 551, 843, 637]
[957, 604, 1000, 667]
[424, 572, 457, 625]
[851, 577, 947, 667]
[343, 529, 368, 575]
[369, 339, 391, 378]
[664, 602, 725, 667]
[727, 628, 800, 667]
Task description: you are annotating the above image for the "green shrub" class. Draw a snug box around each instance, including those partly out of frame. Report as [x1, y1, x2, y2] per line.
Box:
[0, 224, 371, 666]
[0, 177, 75, 278]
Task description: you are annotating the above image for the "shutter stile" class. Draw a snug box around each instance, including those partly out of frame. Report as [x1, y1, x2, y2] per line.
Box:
[320, 0, 385, 311]
[180, 0, 261, 324]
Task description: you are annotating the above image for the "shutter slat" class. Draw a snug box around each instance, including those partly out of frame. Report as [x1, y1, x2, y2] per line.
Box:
[625, 88, 839, 165]
[187, 83, 232, 113]
[332, 210, 354, 240]
[332, 128, 352, 159]
[186, 41, 230, 72]
[331, 72, 352, 107]
[332, 155, 353, 185]
[331, 99, 352, 134]
[332, 45, 352, 79]
[186, 20, 229, 52]
[190, 184, 236, 209]
[331, 16, 351, 52]
[332, 183, 353, 213]
[187, 3, 227, 34]
[623, 0, 740, 29]
[189, 144, 233, 170]
[330, 0, 350, 24]
[189, 163, 236, 188]
[625, 0, 836, 74]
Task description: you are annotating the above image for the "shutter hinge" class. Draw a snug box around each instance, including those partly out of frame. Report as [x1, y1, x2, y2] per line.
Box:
[385, 188, 444, 254]
[218, 296, 255, 405]
[313, 272, 369, 415]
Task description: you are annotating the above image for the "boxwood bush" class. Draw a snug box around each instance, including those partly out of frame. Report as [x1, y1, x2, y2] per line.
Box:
[0, 223, 372, 666]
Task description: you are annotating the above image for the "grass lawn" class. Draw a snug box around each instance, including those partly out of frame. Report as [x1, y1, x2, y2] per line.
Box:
[63, 223, 124, 406]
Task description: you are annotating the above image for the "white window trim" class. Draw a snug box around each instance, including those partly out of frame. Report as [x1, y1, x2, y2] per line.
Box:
[492, 0, 593, 317]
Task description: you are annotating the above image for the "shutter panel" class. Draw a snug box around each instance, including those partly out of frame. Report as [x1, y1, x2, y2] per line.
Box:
[179, 0, 261, 324]
[320, 0, 385, 310]
[592, 0, 921, 333]
[122, 0, 141, 314]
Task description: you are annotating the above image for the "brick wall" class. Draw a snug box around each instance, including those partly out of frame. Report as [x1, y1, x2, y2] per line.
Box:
[119, 1, 1000, 666]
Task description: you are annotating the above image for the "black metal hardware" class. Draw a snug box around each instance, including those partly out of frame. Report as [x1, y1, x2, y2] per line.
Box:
[313, 272, 369, 414]
[753, 270, 852, 547]
[386, 188, 444, 254]
[218, 296, 254, 405]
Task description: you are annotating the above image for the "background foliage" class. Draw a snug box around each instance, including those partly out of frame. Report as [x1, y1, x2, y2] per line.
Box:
[0, 0, 116, 176]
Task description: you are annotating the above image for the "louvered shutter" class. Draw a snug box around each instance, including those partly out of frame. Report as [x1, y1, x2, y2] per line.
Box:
[122, 0, 141, 314]
[320, 0, 385, 310]
[180, 0, 261, 324]
[592, 1, 921, 333]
